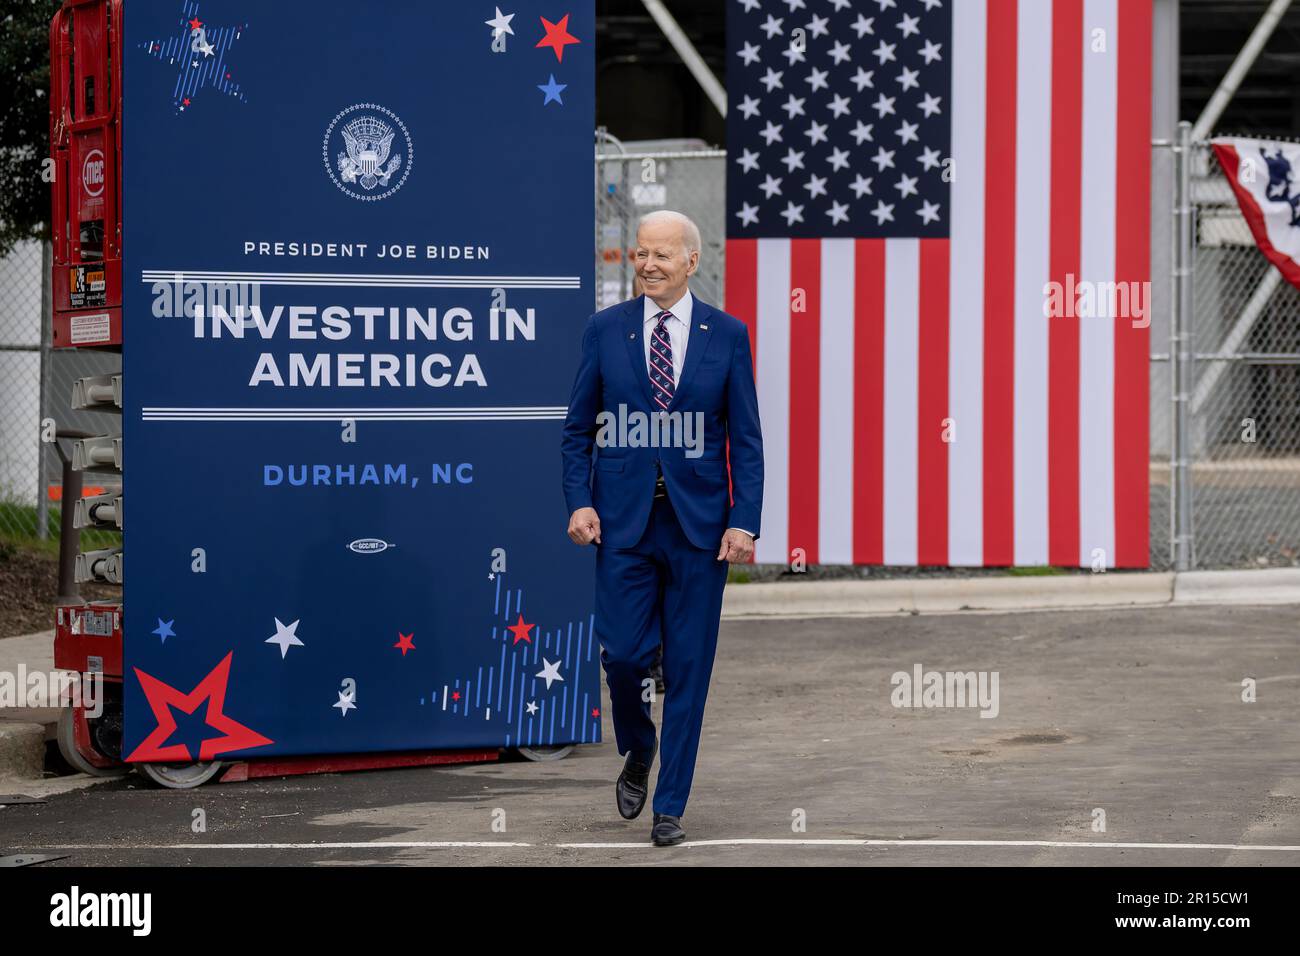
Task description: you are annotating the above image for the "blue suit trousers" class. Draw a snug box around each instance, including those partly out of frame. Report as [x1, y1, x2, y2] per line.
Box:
[595, 492, 729, 817]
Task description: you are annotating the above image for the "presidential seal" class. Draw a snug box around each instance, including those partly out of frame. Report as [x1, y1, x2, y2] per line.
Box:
[323, 103, 413, 201]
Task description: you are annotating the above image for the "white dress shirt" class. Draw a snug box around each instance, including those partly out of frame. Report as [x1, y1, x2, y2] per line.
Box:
[640, 288, 754, 543]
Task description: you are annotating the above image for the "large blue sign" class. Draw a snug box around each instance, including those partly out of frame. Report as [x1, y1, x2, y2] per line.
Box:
[121, 0, 598, 761]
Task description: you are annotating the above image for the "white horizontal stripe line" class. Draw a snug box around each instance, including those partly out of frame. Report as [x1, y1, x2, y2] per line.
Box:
[140, 406, 569, 412]
[20, 839, 1300, 851]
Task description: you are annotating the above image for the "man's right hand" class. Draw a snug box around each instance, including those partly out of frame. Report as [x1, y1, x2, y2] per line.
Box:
[567, 507, 602, 546]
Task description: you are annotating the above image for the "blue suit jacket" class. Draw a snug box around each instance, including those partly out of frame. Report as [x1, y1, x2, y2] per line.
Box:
[561, 293, 764, 551]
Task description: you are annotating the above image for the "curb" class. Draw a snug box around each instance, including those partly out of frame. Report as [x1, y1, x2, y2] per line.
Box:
[0, 722, 46, 781]
[722, 568, 1300, 618]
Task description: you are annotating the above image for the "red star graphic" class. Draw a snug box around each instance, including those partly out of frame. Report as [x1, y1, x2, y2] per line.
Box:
[188, 16, 203, 29]
[182, 97, 191, 107]
[507, 614, 534, 645]
[591, 707, 600, 718]
[452, 691, 462, 702]
[394, 632, 416, 656]
[536, 14, 580, 63]
[126, 652, 273, 762]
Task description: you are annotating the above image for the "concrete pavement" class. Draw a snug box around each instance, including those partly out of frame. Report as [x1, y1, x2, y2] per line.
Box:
[1, 602, 1296, 866]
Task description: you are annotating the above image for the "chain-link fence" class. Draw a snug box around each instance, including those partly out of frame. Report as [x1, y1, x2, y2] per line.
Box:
[1, 138, 1295, 570]
[1173, 140, 1300, 569]
[0, 239, 121, 549]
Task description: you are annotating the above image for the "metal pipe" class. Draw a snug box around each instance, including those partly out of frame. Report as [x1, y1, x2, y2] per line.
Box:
[640, 0, 727, 119]
[1191, 0, 1293, 141]
[1171, 121, 1196, 571]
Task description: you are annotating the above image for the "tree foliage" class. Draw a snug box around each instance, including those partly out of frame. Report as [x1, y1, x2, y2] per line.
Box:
[0, 1, 63, 256]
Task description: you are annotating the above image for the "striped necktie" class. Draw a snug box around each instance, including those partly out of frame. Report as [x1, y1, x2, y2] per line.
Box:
[649, 311, 675, 410]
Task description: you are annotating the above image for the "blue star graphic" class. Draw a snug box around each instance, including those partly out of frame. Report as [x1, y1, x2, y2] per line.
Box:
[152, 618, 177, 643]
[538, 74, 567, 106]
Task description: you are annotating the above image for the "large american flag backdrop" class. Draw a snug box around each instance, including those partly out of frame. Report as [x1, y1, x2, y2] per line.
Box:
[724, 0, 1152, 568]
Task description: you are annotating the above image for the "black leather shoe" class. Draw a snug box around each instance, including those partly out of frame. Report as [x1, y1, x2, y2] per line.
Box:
[651, 813, 685, 846]
[615, 739, 656, 820]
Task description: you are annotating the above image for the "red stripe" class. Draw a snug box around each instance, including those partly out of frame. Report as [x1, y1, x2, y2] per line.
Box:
[853, 239, 885, 564]
[1047, 0, 1082, 566]
[725, 239, 759, 363]
[982, 0, 1017, 566]
[917, 238, 950, 565]
[789, 238, 821, 564]
[1113, 0, 1152, 568]
[724, 239, 757, 547]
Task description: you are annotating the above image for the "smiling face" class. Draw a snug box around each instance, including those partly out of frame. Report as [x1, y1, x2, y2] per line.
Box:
[634, 217, 699, 310]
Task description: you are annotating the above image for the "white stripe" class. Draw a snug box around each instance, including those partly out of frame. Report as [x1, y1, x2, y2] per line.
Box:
[141, 270, 578, 289]
[947, 0, 986, 566]
[819, 239, 856, 564]
[27, 839, 1300, 852]
[1012, 0, 1052, 565]
[882, 239, 919, 565]
[1078, 0, 1118, 568]
[755, 239, 791, 564]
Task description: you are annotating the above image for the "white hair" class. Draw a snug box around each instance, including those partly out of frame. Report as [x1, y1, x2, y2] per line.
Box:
[636, 209, 702, 258]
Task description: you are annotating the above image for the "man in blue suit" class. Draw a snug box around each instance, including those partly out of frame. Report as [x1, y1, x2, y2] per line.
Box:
[561, 210, 764, 846]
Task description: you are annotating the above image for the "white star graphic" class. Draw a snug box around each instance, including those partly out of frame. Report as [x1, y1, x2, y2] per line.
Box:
[873, 93, 897, 117]
[917, 200, 942, 224]
[851, 67, 875, 91]
[897, 67, 920, 92]
[897, 119, 920, 144]
[485, 7, 515, 38]
[760, 174, 784, 198]
[872, 146, 896, 171]
[266, 617, 304, 658]
[737, 148, 761, 172]
[739, 0, 761, 11]
[736, 202, 760, 227]
[805, 120, 829, 145]
[829, 40, 852, 65]
[920, 39, 944, 64]
[807, 14, 830, 38]
[782, 43, 806, 67]
[852, 14, 875, 37]
[851, 120, 874, 144]
[780, 201, 805, 225]
[738, 41, 761, 66]
[827, 200, 851, 225]
[828, 146, 851, 171]
[526, 700, 539, 716]
[806, 67, 830, 92]
[782, 147, 806, 171]
[895, 173, 919, 198]
[850, 173, 874, 198]
[739, 94, 762, 119]
[919, 146, 943, 171]
[782, 93, 807, 118]
[871, 200, 896, 224]
[828, 93, 852, 118]
[536, 658, 565, 690]
[334, 689, 357, 716]
[898, 13, 921, 38]
[761, 68, 785, 92]
[804, 173, 828, 198]
[760, 120, 784, 145]
[919, 92, 943, 117]
[873, 40, 897, 64]
[760, 15, 785, 39]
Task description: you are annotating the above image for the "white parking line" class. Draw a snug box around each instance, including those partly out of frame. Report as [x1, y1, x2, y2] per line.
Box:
[23, 838, 1300, 852]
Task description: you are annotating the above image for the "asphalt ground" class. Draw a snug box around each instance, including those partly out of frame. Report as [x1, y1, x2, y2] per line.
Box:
[2, 603, 1298, 867]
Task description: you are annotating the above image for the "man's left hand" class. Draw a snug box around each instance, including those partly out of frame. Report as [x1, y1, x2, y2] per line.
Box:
[716, 528, 754, 564]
